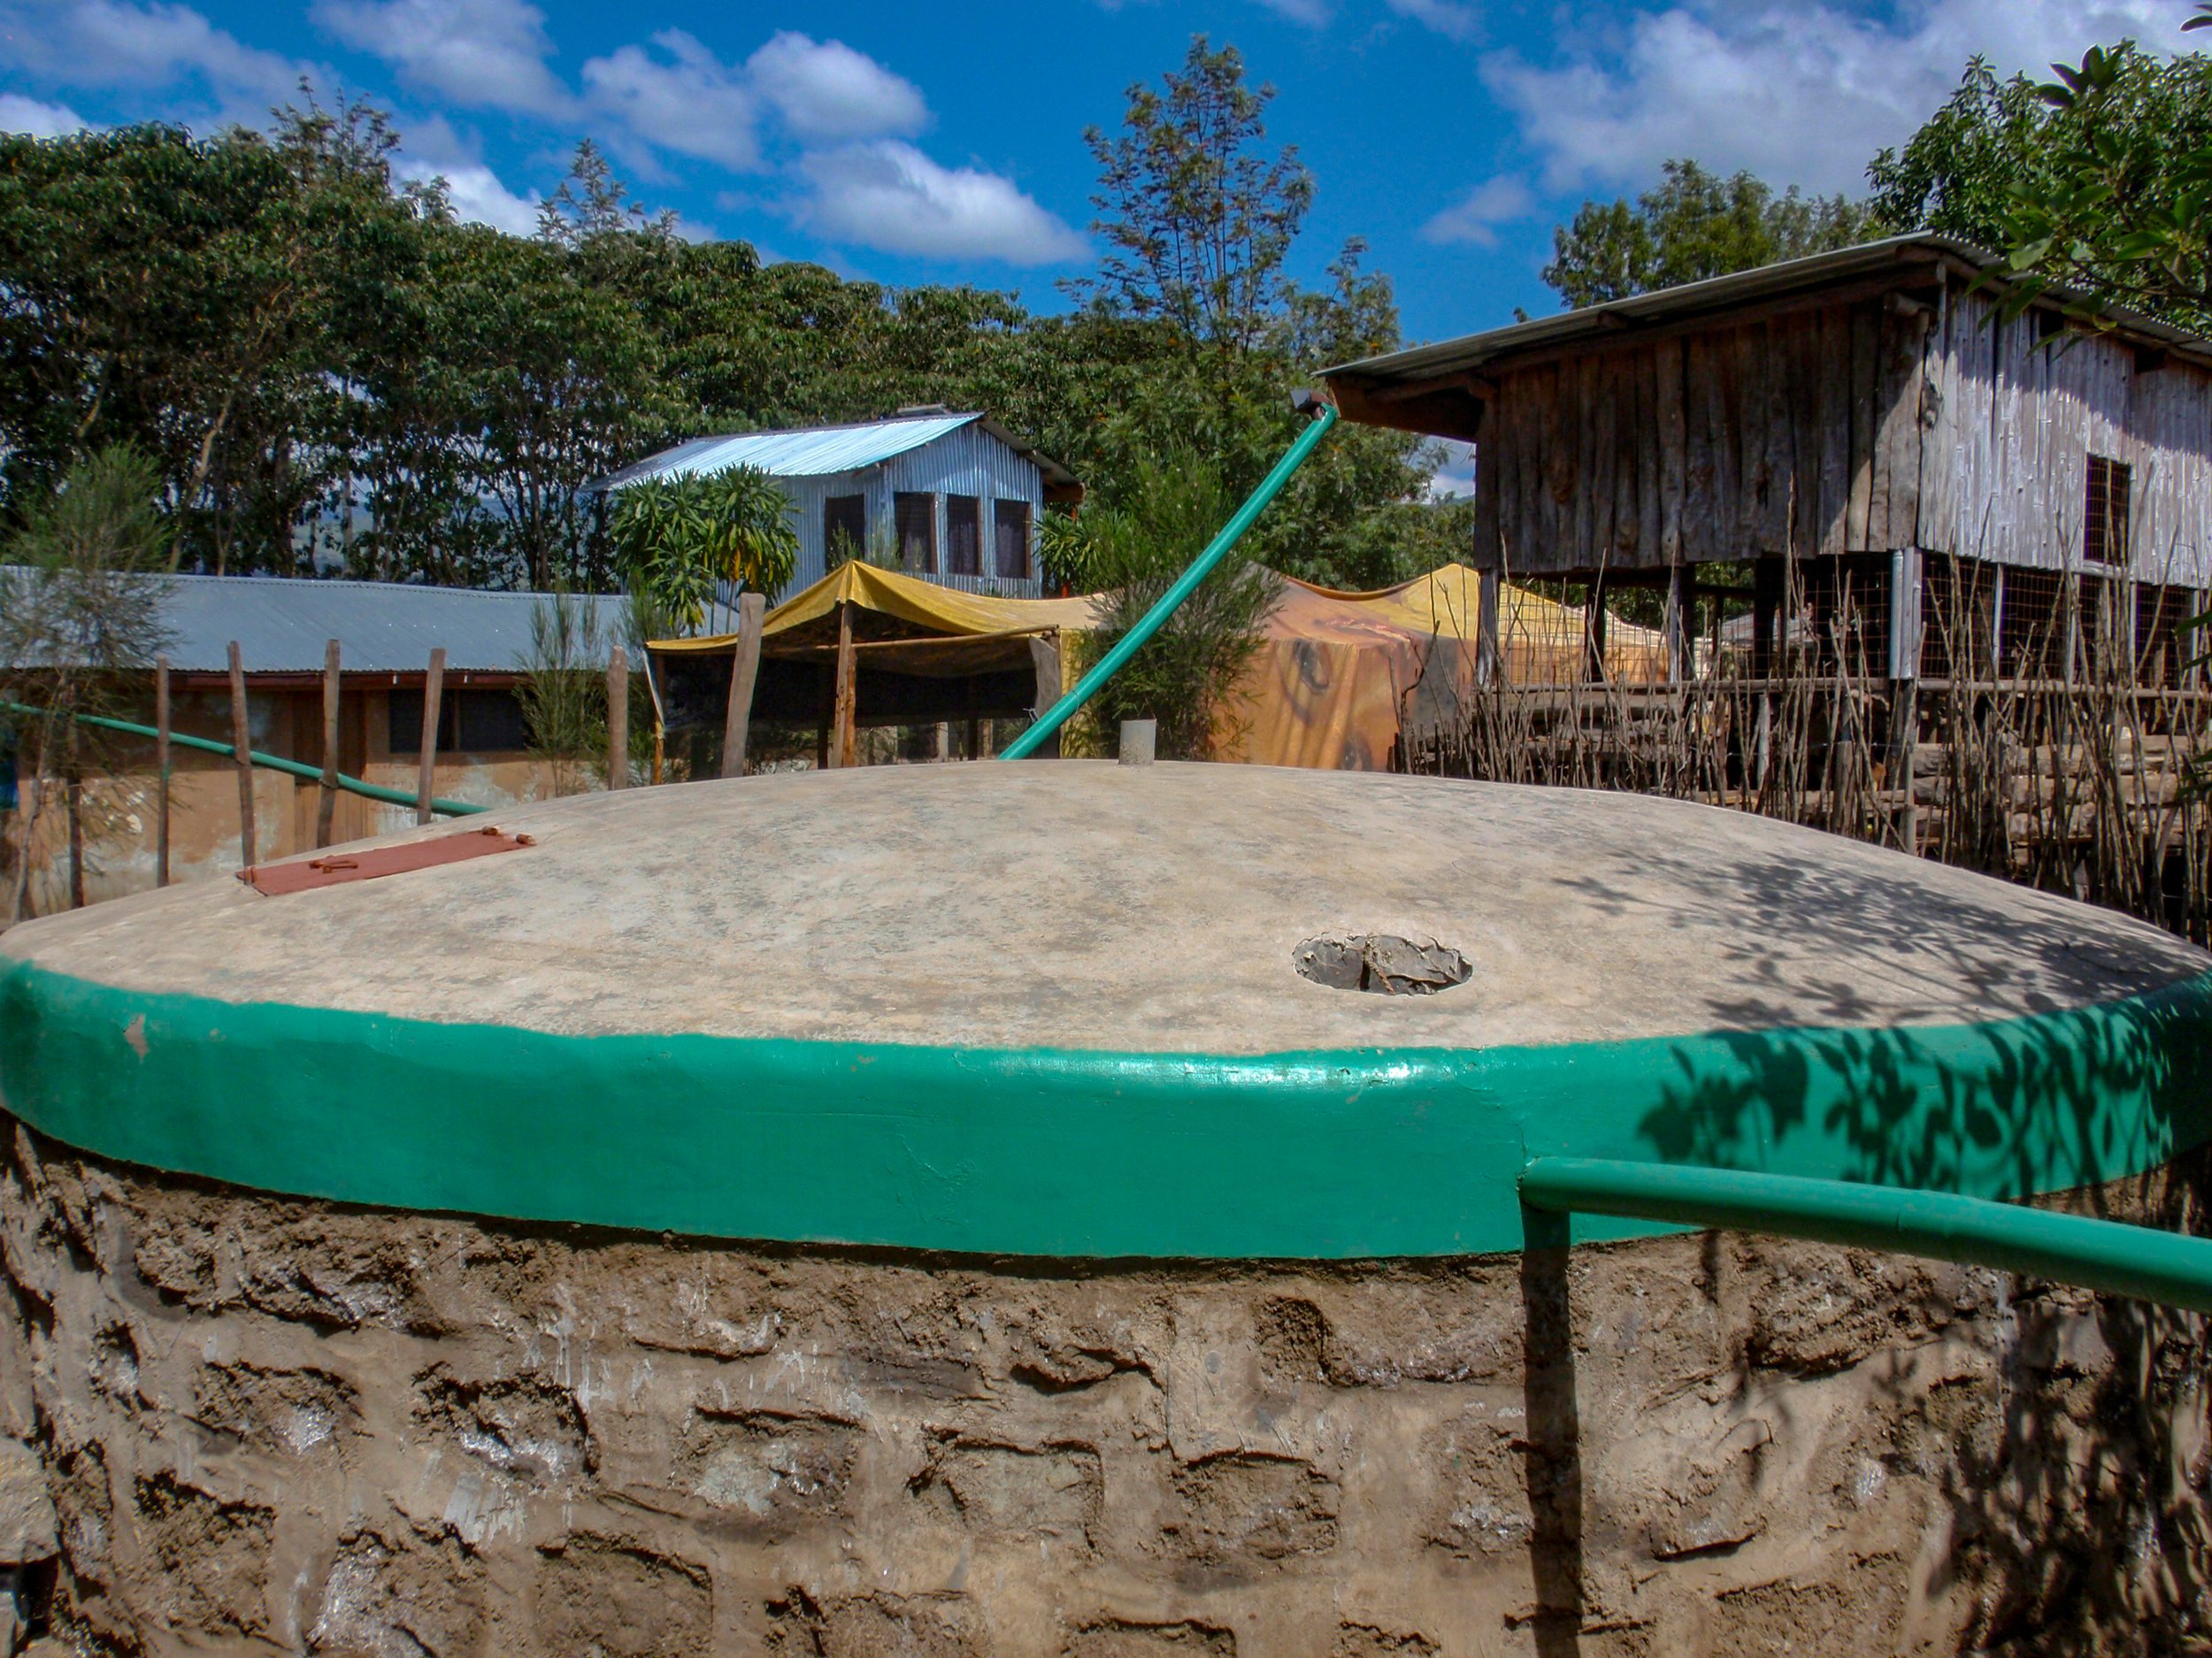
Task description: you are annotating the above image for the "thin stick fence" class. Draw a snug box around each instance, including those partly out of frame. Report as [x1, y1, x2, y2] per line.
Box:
[1400, 559, 2212, 944]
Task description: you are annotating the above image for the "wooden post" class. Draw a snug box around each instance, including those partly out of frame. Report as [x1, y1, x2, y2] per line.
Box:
[719, 592, 767, 779]
[1475, 565, 1502, 687]
[416, 648, 445, 825]
[154, 655, 171, 888]
[831, 601, 858, 770]
[1664, 564, 1693, 683]
[317, 638, 342, 848]
[1025, 632, 1063, 759]
[1889, 549, 1924, 856]
[1752, 556, 1784, 679]
[607, 647, 629, 789]
[227, 641, 255, 868]
[1584, 574, 1609, 682]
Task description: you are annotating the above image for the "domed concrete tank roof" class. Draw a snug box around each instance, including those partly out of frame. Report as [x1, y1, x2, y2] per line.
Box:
[5, 764, 2202, 1048]
[4, 765, 2208, 1258]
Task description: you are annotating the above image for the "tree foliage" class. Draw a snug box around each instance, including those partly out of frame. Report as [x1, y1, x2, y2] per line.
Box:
[1868, 36, 2212, 336]
[0, 45, 1455, 605]
[1543, 159, 1875, 309]
[1048, 451, 1283, 760]
[0, 446, 173, 912]
[605, 467, 798, 631]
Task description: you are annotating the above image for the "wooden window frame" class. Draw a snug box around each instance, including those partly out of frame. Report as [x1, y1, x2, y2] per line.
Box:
[993, 499, 1032, 580]
[946, 494, 982, 577]
[825, 495, 867, 565]
[2085, 453, 2132, 570]
[895, 491, 937, 574]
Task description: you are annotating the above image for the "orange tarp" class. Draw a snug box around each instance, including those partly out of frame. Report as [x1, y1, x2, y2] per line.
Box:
[1222, 567, 1670, 770]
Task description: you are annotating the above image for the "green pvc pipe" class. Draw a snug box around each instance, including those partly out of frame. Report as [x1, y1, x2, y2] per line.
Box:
[2, 701, 488, 818]
[999, 400, 1340, 761]
[1520, 1155, 2212, 1315]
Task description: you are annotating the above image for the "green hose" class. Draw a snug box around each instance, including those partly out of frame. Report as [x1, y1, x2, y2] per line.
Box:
[999, 400, 1339, 761]
[1520, 1155, 2212, 1314]
[2, 701, 488, 817]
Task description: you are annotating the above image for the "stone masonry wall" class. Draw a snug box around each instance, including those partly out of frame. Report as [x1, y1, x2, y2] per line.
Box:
[3, 1119, 2210, 1656]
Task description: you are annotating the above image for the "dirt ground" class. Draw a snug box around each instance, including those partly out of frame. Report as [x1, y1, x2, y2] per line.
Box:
[2, 1119, 2208, 1657]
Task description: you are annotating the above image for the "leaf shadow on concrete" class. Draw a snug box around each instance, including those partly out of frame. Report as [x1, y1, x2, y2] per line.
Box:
[1518, 832, 2212, 1654]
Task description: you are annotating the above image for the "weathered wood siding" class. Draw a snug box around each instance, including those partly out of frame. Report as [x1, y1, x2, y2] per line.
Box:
[1475, 276, 2212, 587]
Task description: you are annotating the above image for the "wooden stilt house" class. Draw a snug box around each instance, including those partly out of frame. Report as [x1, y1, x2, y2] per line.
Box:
[1323, 235, 2212, 690]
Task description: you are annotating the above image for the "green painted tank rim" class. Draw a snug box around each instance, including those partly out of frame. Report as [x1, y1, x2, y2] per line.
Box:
[3, 957, 2209, 1260]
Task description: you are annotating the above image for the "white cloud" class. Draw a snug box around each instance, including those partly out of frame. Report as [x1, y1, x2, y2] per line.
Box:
[797, 142, 1088, 265]
[1253, 0, 1334, 24]
[316, 0, 572, 117]
[0, 0, 308, 117]
[582, 30, 758, 170]
[1486, 0, 2183, 197]
[1385, 0, 1480, 41]
[746, 32, 927, 142]
[0, 93, 88, 137]
[1426, 439, 1477, 501]
[1424, 173, 1535, 244]
[396, 156, 540, 234]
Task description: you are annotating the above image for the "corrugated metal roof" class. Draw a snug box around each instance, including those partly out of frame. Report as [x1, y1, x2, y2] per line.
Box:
[590, 412, 1081, 493]
[593, 414, 980, 489]
[0, 569, 636, 675]
[1323, 234, 2212, 394]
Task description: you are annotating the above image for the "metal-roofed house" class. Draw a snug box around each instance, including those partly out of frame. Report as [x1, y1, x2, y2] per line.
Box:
[3, 572, 632, 909]
[1322, 234, 2212, 687]
[590, 410, 1082, 602]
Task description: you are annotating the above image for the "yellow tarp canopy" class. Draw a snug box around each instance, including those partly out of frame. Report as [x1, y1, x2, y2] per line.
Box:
[650, 561, 1105, 655]
[649, 559, 1670, 770]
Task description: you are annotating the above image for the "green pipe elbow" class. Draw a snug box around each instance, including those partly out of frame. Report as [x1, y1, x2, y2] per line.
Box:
[1520, 1155, 2212, 1315]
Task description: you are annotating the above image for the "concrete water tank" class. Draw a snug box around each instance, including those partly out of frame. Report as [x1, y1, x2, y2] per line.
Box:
[3, 764, 2208, 1655]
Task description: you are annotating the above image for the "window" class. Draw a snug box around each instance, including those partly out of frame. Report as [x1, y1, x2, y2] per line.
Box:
[2086, 455, 2132, 567]
[994, 500, 1031, 580]
[389, 688, 529, 754]
[824, 495, 867, 565]
[946, 495, 981, 576]
[895, 492, 936, 572]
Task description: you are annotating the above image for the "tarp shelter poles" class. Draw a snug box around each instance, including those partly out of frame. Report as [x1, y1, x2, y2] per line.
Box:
[153, 656, 171, 887]
[831, 601, 858, 769]
[999, 396, 1339, 762]
[227, 641, 255, 867]
[416, 647, 445, 826]
[1026, 633, 1062, 759]
[607, 648, 628, 789]
[317, 639, 341, 848]
[720, 593, 766, 779]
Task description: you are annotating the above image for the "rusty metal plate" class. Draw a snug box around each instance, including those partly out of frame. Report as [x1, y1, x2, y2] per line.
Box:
[239, 826, 535, 896]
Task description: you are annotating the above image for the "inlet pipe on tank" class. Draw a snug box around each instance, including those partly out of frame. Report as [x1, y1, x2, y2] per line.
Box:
[1520, 1155, 2212, 1315]
[998, 395, 1340, 762]
[0, 701, 488, 817]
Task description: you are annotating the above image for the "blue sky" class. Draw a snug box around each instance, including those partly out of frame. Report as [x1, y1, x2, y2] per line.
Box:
[0, 0, 2193, 346]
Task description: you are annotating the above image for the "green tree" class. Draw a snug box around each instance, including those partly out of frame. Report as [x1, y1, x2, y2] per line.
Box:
[1064, 37, 1443, 591]
[1072, 36, 1314, 359]
[1046, 450, 1282, 758]
[1543, 159, 1875, 309]
[0, 447, 173, 914]
[1869, 37, 2212, 334]
[516, 587, 610, 795]
[604, 467, 799, 631]
[0, 98, 422, 572]
[1893, 32, 2212, 334]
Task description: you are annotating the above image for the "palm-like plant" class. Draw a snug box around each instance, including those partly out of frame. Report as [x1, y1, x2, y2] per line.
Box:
[606, 465, 798, 632]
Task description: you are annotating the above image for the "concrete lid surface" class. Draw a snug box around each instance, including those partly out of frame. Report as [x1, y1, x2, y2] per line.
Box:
[6, 764, 2205, 1053]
